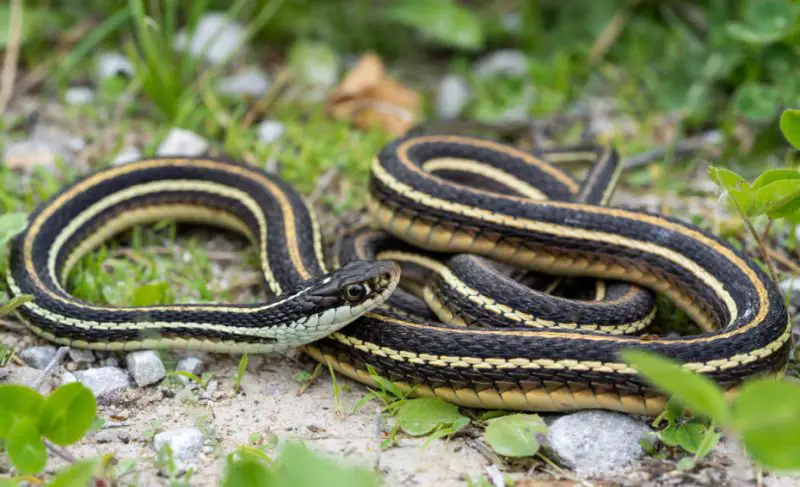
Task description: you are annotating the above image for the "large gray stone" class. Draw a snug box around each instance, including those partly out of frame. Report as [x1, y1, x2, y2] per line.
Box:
[19, 346, 57, 369]
[5, 366, 41, 388]
[218, 68, 270, 97]
[435, 74, 471, 120]
[126, 351, 166, 387]
[547, 411, 650, 477]
[257, 120, 285, 143]
[65, 367, 130, 404]
[68, 348, 96, 364]
[157, 129, 209, 156]
[153, 427, 204, 472]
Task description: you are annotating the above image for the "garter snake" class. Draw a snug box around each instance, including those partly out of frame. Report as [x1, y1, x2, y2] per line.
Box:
[6, 157, 400, 353]
[305, 134, 792, 415]
[4, 136, 792, 415]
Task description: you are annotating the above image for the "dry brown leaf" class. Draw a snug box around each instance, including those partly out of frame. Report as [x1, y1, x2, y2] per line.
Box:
[326, 52, 421, 136]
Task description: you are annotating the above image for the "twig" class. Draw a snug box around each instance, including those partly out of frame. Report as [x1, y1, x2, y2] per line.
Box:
[309, 167, 339, 204]
[0, 318, 26, 331]
[485, 464, 504, 487]
[0, 0, 23, 114]
[45, 440, 79, 464]
[240, 69, 292, 129]
[623, 130, 723, 169]
[764, 245, 800, 275]
[589, 1, 637, 64]
[32, 346, 69, 391]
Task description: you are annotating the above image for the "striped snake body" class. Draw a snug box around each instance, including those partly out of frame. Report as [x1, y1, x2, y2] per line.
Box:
[7, 157, 399, 353]
[5, 135, 791, 415]
[307, 135, 791, 414]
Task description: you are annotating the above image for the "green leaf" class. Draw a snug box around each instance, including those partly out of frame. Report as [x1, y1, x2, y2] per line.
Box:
[620, 351, 729, 425]
[484, 414, 548, 457]
[726, 0, 798, 45]
[6, 417, 47, 474]
[0, 294, 34, 317]
[753, 179, 800, 219]
[694, 427, 721, 460]
[0, 385, 45, 438]
[47, 460, 98, 487]
[780, 109, 800, 150]
[222, 458, 276, 487]
[396, 398, 466, 436]
[366, 365, 404, 399]
[0, 478, 19, 487]
[751, 169, 800, 190]
[279, 442, 380, 487]
[234, 353, 248, 392]
[131, 282, 174, 306]
[0, 213, 27, 247]
[386, 0, 484, 50]
[707, 167, 755, 215]
[731, 378, 800, 470]
[39, 383, 97, 445]
[733, 83, 779, 122]
[674, 423, 706, 453]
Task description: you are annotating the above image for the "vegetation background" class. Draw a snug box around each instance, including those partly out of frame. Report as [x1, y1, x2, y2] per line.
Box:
[1, 0, 800, 486]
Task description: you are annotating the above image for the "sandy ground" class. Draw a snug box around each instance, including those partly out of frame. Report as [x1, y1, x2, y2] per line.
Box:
[3, 323, 800, 487]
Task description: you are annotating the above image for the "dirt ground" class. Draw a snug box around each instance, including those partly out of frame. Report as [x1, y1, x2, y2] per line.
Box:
[3, 323, 800, 487]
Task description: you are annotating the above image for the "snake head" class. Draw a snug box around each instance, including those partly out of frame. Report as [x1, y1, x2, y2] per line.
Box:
[308, 260, 400, 311]
[289, 260, 400, 341]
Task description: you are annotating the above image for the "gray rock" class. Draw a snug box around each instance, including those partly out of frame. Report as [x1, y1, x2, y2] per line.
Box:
[157, 128, 209, 156]
[174, 13, 246, 65]
[68, 348, 96, 364]
[65, 367, 130, 404]
[474, 50, 529, 78]
[19, 346, 57, 369]
[177, 356, 204, 376]
[65, 87, 95, 106]
[5, 366, 41, 387]
[112, 146, 141, 166]
[257, 120, 285, 143]
[547, 411, 650, 477]
[218, 68, 270, 97]
[96, 52, 135, 79]
[153, 427, 204, 471]
[3, 124, 84, 171]
[101, 357, 120, 367]
[780, 277, 800, 307]
[126, 351, 166, 387]
[435, 74, 471, 119]
[32, 124, 86, 152]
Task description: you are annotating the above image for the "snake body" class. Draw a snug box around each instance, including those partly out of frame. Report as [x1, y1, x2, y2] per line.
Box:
[306, 135, 791, 414]
[5, 135, 792, 415]
[6, 157, 399, 353]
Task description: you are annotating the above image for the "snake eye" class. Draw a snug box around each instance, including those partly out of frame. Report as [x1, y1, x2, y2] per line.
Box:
[343, 283, 368, 302]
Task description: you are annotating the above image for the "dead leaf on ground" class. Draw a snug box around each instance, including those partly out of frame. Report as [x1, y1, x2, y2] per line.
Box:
[326, 52, 421, 136]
